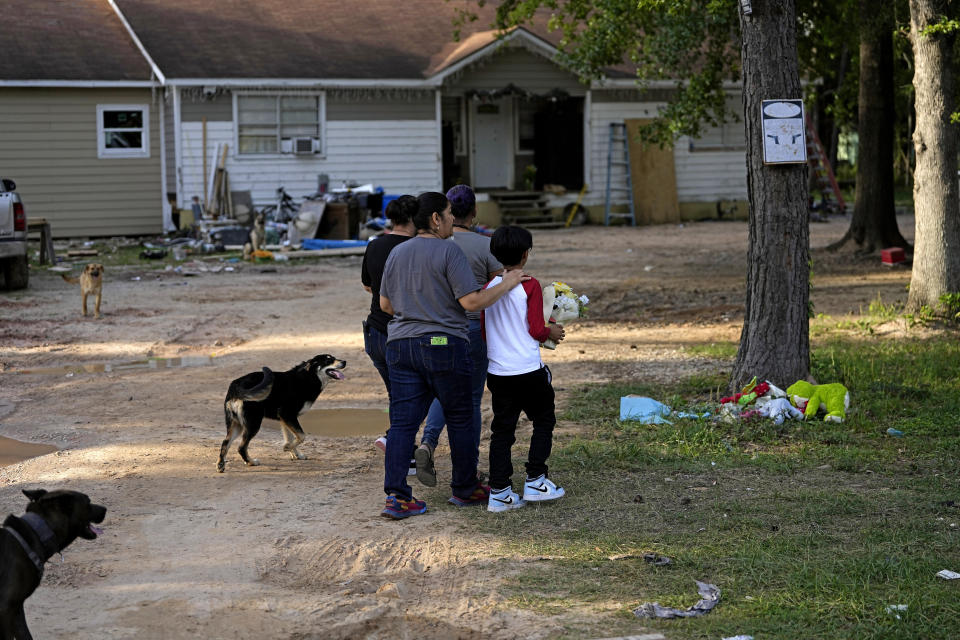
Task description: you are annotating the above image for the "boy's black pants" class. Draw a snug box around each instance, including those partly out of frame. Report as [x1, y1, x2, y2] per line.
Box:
[486, 366, 555, 491]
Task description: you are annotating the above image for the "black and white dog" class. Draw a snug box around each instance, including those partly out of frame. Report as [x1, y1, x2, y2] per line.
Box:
[1, 489, 106, 639]
[217, 354, 346, 472]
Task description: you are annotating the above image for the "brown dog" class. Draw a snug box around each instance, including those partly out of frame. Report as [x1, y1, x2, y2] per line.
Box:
[61, 263, 104, 318]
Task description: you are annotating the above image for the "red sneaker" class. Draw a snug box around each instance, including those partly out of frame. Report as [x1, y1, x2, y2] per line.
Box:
[448, 483, 490, 507]
[381, 495, 427, 520]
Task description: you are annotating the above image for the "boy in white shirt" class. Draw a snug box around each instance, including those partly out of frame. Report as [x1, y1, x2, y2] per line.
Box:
[483, 225, 566, 512]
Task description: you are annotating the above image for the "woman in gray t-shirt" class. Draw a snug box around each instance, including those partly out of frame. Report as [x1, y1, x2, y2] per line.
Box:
[418, 185, 502, 488]
[377, 192, 524, 519]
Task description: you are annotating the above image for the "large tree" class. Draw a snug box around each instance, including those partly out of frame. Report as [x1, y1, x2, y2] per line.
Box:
[907, 0, 960, 311]
[480, 0, 810, 386]
[829, 0, 911, 253]
[729, 1, 810, 388]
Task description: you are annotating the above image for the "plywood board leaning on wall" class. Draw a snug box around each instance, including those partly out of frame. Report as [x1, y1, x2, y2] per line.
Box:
[625, 118, 680, 224]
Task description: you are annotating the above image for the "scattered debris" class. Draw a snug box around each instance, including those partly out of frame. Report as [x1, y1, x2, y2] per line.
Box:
[936, 569, 960, 580]
[633, 580, 720, 619]
[619, 396, 712, 423]
[721, 636, 754, 640]
[620, 396, 672, 423]
[886, 428, 905, 437]
[885, 604, 908, 619]
[642, 553, 671, 566]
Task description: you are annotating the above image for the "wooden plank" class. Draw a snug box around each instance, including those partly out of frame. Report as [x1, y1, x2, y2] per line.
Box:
[625, 118, 679, 224]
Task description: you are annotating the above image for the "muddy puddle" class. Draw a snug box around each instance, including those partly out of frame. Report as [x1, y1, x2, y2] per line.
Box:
[264, 408, 389, 437]
[0, 435, 58, 467]
[6, 356, 214, 376]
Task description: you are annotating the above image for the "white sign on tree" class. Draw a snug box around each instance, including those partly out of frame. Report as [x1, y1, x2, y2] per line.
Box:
[761, 99, 806, 164]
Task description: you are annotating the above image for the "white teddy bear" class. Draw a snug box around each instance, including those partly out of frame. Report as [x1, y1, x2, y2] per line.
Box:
[755, 397, 804, 425]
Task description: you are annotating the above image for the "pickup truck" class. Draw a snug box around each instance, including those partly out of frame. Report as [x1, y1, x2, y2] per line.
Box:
[0, 177, 29, 289]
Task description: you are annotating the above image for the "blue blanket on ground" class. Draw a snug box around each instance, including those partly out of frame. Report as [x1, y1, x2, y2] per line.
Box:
[301, 238, 369, 249]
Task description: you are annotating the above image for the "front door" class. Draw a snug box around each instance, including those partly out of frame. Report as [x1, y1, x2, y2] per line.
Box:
[471, 98, 512, 189]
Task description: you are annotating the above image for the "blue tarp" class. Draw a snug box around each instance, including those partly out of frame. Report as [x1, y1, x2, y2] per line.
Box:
[301, 238, 369, 250]
[620, 396, 673, 423]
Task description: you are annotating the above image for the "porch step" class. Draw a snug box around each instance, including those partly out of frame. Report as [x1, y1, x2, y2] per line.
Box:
[488, 190, 554, 227]
[502, 211, 564, 228]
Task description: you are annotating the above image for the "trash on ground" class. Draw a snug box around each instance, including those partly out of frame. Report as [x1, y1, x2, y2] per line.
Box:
[721, 636, 754, 640]
[936, 569, 960, 580]
[885, 604, 908, 619]
[633, 580, 720, 619]
[620, 396, 672, 423]
[620, 396, 711, 423]
[887, 428, 905, 437]
[642, 553, 671, 566]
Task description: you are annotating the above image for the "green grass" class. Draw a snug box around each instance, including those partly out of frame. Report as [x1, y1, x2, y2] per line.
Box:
[457, 334, 960, 639]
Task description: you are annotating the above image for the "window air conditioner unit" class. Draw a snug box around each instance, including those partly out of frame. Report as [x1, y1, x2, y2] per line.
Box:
[293, 137, 318, 155]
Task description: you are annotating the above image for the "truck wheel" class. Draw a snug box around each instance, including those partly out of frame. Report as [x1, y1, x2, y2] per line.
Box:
[2, 255, 29, 290]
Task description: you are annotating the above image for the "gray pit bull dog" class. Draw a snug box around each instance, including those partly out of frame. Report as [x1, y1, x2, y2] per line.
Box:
[0, 489, 106, 639]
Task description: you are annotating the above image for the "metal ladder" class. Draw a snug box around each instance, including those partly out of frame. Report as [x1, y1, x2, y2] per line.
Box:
[604, 122, 636, 226]
[805, 112, 846, 213]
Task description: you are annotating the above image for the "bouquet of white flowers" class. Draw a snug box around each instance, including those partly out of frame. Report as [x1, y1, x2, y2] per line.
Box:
[541, 281, 589, 349]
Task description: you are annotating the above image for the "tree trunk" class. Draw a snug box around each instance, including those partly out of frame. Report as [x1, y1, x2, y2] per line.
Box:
[907, 0, 960, 311]
[830, 0, 909, 253]
[730, 0, 810, 390]
[827, 42, 849, 173]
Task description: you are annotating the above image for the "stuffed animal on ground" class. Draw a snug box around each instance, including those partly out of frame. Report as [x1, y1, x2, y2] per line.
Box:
[756, 397, 805, 425]
[786, 380, 850, 423]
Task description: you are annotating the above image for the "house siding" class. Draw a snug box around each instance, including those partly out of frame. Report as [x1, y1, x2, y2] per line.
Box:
[0, 88, 162, 238]
[177, 119, 441, 208]
[327, 95, 435, 120]
[588, 99, 747, 206]
[444, 46, 585, 95]
[181, 92, 233, 121]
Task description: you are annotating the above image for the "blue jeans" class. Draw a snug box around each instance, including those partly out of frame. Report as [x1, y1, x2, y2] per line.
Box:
[363, 321, 391, 398]
[363, 321, 392, 437]
[385, 335, 478, 500]
[422, 319, 487, 451]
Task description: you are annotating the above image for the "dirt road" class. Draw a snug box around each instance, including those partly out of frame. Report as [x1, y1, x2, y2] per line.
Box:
[0, 216, 913, 638]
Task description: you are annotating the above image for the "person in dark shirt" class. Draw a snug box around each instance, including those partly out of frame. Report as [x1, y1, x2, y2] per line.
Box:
[361, 195, 418, 468]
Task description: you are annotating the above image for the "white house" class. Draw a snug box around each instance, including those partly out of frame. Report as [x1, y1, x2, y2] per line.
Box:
[0, 0, 748, 236]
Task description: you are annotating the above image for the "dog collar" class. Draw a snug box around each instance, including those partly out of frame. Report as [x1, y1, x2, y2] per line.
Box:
[2, 516, 46, 577]
[22, 512, 60, 558]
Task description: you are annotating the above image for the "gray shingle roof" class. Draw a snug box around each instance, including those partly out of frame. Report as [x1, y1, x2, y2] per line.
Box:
[0, 0, 153, 81]
[114, 0, 559, 80]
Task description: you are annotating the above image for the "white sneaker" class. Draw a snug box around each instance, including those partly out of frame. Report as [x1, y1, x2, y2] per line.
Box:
[407, 457, 417, 476]
[522, 475, 565, 502]
[487, 487, 526, 513]
[375, 436, 387, 452]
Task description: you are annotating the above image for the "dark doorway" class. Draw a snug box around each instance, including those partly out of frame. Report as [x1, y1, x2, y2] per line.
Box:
[533, 97, 584, 190]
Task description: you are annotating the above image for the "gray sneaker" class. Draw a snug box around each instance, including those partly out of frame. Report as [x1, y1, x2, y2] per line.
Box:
[414, 443, 437, 487]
